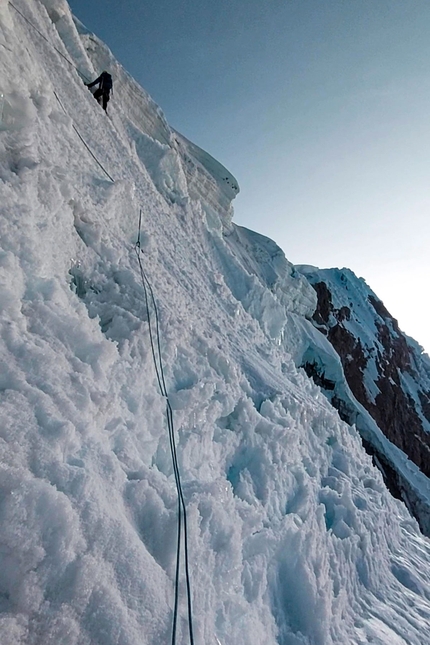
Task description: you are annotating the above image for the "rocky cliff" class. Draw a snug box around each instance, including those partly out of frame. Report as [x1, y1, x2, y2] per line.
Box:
[297, 266, 430, 532]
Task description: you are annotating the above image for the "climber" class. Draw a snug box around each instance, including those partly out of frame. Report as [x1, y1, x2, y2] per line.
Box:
[85, 71, 113, 111]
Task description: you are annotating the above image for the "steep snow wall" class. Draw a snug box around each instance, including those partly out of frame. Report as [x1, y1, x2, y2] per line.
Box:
[1, 1, 430, 644]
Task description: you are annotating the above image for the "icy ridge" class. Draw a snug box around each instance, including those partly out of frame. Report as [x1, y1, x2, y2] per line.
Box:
[1, 1, 430, 644]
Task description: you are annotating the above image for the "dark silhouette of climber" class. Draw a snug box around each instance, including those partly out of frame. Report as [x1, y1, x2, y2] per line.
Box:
[85, 71, 113, 111]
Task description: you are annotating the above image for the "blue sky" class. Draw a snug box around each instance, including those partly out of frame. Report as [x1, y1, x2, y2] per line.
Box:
[69, 0, 430, 353]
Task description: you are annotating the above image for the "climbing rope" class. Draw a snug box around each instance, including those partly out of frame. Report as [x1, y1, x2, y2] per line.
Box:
[9, 2, 196, 640]
[9, 2, 114, 182]
[9, 1, 91, 83]
[9, 0, 115, 183]
[135, 211, 195, 645]
[53, 91, 114, 182]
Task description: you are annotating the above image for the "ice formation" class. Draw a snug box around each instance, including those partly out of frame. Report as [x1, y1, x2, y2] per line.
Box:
[1, 1, 430, 644]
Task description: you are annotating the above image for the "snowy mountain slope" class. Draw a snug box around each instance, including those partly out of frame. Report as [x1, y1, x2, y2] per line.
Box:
[295, 266, 430, 534]
[1, 1, 430, 644]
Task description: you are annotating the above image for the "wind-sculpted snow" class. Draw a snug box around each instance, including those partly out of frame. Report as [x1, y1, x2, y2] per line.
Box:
[1, 1, 430, 644]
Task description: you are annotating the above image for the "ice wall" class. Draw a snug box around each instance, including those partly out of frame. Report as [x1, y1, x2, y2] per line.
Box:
[1, 2, 430, 644]
[71, 17, 240, 220]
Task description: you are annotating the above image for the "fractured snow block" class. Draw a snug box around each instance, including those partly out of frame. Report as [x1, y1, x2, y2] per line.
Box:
[38, 0, 69, 23]
[0, 90, 37, 132]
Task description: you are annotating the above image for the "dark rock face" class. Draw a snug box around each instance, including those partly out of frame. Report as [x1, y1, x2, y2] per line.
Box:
[310, 280, 430, 479]
[296, 266, 430, 533]
[419, 391, 430, 422]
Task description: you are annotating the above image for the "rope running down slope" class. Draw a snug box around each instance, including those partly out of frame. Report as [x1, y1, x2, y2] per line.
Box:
[9, 2, 196, 643]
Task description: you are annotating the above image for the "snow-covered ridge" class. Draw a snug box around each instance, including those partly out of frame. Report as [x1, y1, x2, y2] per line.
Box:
[174, 131, 239, 225]
[296, 266, 430, 533]
[2, 1, 430, 644]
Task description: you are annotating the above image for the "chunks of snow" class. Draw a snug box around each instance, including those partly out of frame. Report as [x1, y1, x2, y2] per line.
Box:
[0, 90, 37, 132]
[1, 2, 430, 644]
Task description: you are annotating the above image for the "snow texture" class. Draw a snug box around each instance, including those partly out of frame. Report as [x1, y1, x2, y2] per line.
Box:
[1, 1, 430, 644]
[294, 265, 430, 534]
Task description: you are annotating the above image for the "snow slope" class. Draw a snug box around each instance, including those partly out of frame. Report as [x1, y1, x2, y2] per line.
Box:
[295, 266, 430, 534]
[1, 1, 430, 644]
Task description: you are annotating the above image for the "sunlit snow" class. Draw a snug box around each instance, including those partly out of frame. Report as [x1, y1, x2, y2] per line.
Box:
[1, 1, 430, 644]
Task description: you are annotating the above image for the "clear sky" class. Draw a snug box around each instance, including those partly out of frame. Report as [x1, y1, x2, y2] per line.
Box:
[69, 0, 430, 354]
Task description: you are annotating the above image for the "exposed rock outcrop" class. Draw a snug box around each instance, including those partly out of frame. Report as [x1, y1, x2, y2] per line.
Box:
[297, 266, 430, 533]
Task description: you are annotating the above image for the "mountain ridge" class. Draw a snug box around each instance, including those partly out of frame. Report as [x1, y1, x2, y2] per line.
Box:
[1, 1, 430, 643]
